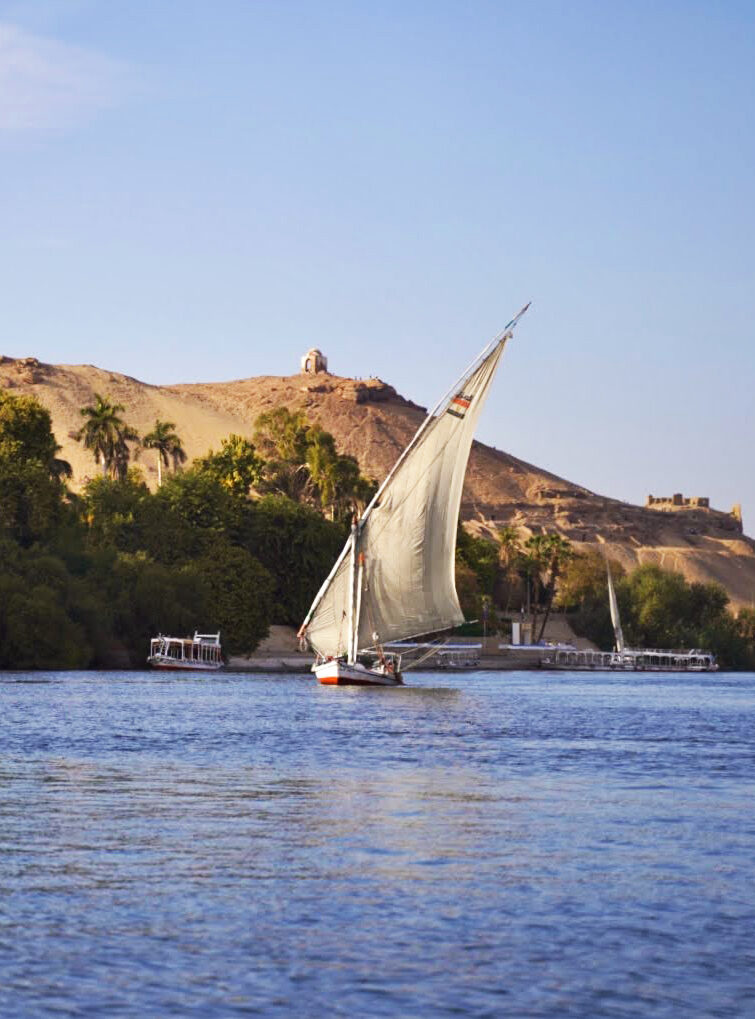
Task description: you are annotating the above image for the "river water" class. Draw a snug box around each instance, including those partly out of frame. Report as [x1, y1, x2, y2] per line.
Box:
[1, 670, 754, 1017]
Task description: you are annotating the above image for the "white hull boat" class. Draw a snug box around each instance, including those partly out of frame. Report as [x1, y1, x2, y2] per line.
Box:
[298, 305, 530, 687]
[147, 631, 223, 671]
[313, 658, 403, 686]
[540, 647, 718, 672]
[147, 657, 223, 672]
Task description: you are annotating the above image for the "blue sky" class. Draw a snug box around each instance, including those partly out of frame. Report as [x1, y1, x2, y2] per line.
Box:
[1, 1, 754, 524]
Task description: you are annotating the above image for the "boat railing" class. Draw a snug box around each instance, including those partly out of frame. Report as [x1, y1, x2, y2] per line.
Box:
[542, 645, 716, 671]
[193, 631, 221, 645]
[149, 632, 223, 664]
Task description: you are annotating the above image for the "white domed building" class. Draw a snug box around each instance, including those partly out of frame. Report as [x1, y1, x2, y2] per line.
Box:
[300, 348, 328, 374]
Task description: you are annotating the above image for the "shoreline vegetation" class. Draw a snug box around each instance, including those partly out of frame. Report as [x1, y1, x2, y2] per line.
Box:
[1, 389, 754, 671]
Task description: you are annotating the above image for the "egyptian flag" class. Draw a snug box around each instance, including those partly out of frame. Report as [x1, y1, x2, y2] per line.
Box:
[447, 391, 473, 419]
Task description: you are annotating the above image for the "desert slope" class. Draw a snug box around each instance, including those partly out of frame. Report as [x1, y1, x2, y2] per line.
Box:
[3, 354, 754, 609]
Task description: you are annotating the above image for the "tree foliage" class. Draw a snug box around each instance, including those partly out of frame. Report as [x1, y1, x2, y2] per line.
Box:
[456, 527, 500, 596]
[240, 495, 346, 625]
[557, 554, 755, 669]
[142, 419, 186, 486]
[185, 544, 274, 656]
[81, 470, 150, 552]
[1, 389, 753, 671]
[253, 407, 376, 520]
[0, 391, 69, 545]
[0, 544, 92, 668]
[0, 390, 64, 466]
[555, 547, 622, 649]
[194, 434, 264, 496]
[75, 393, 139, 479]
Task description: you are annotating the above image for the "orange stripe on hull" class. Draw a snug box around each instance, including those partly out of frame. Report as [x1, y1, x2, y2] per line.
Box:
[317, 672, 340, 685]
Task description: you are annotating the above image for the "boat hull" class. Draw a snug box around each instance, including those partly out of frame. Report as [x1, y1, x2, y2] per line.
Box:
[313, 660, 403, 686]
[147, 657, 223, 671]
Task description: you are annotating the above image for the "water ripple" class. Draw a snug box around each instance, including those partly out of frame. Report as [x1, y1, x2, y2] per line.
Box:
[0, 670, 754, 1016]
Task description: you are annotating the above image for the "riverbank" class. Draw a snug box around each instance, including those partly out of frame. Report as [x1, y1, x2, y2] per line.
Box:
[227, 626, 565, 673]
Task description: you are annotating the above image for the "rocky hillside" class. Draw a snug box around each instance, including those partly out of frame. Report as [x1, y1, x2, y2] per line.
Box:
[3, 354, 754, 609]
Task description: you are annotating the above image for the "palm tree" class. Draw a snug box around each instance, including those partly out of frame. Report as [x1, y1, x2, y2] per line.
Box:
[142, 420, 186, 486]
[519, 537, 546, 634]
[75, 394, 137, 478]
[112, 423, 141, 481]
[497, 525, 521, 612]
[532, 533, 574, 642]
[253, 407, 313, 502]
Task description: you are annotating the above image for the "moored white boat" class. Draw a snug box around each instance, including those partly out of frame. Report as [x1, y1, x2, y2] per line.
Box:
[540, 566, 718, 672]
[540, 646, 718, 672]
[298, 304, 530, 686]
[147, 631, 223, 671]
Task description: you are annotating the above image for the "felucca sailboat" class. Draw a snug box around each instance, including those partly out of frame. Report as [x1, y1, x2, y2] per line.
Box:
[298, 305, 530, 685]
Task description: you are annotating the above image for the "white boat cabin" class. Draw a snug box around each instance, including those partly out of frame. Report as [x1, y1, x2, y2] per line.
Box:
[148, 632, 223, 670]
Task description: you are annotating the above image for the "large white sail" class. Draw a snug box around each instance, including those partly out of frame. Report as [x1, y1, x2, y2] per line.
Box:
[607, 562, 625, 653]
[301, 310, 528, 660]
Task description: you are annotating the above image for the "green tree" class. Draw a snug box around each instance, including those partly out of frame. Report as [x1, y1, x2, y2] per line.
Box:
[495, 525, 522, 611]
[0, 546, 93, 668]
[556, 549, 626, 649]
[136, 470, 243, 565]
[556, 547, 621, 611]
[454, 559, 481, 620]
[737, 607, 755, 645]
[195, 434, 264, 496]
[113, 424, 140, 481]
[185, 544, 274, 655]
[455, 526, 501, 628]
[142, 420, 187, 487]
[81, 470, 150, 552]
[253, 407, 312, 501]
[75, 394, 139, 479]
[0, 390, 72, 479]
[517, 534, 552, 635]
[239, 494, 346, 624]
[734, 608, 755, 669]
[0, 391, 70, 545]
[0, 459, 64, 546]
[253, 408, 376, 518]
[83, 550, 211, 665]
[533, 533, 574, 641]
[456, 526, 500, 596]
[305, 425, 377, 520]
[621, 566, 734, 652]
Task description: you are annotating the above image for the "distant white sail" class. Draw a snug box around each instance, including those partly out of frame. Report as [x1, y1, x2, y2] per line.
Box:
[607, 562, 625, 653]
[302, 326, 517, 660]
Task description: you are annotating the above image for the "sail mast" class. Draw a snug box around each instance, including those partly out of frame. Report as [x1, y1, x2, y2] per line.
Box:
[607, 562, 625, 653]
[299, 304, 531, 641]
[346, 522, 357, 664]
[359, 302, 531, 532]
[300, 304, 531, 658]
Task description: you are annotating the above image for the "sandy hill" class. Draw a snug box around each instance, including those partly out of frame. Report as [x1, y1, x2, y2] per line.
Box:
[3, 354, 754, 610]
